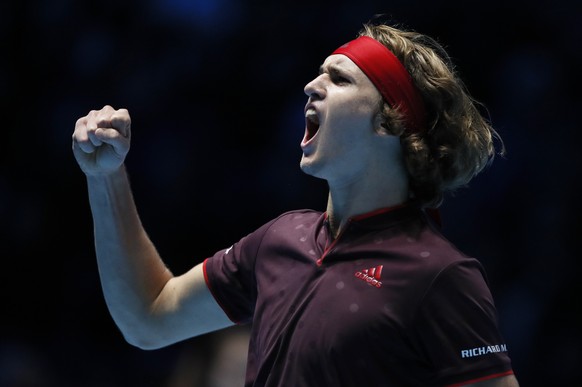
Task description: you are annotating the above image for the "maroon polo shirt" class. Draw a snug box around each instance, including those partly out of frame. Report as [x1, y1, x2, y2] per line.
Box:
[203, 204, 514, 386]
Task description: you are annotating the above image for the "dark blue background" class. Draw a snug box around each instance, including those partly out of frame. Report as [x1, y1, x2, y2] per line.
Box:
[1, 0, 580, 385]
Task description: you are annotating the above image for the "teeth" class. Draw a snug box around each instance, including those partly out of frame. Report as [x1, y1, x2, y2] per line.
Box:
[305, 108, 319, 124]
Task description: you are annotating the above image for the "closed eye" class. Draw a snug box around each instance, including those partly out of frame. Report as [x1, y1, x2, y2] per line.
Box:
[318, 65, 350, 85]
[330, 69, 349, 84]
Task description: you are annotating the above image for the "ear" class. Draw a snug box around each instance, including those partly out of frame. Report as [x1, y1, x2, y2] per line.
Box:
[373, 110, 387, 134]
[374, 111, 399, 137]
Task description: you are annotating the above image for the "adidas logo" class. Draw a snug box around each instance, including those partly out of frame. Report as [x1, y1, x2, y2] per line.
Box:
[354, 265, 383, 288]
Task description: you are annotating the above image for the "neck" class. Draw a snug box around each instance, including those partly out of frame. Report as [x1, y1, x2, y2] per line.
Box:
[325, 177, 408, 238]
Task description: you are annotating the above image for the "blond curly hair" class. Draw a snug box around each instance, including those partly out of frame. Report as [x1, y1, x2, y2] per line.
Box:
[359, 22, 504, 208]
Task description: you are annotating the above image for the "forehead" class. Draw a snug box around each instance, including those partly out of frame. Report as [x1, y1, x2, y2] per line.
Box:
[321, 54, 363, 76]
[320, 54, 379, 97]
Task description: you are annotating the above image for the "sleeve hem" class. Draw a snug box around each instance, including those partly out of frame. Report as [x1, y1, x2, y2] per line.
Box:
[445, 370, 514, 387]
[202, 258, 241, 324]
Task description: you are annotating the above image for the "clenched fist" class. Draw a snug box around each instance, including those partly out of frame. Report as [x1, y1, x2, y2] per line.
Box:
[72, 105, 131, 176]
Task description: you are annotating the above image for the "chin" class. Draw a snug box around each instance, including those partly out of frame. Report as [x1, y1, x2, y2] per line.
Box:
[299, 156, 314, 175]
[300, 156, 325, 180]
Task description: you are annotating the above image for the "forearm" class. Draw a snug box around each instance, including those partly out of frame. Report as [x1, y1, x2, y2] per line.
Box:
[73, 107, 231, 349]
[86, 165, 173, 343]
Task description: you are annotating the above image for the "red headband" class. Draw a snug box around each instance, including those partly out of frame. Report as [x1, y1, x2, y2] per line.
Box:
[332, 36, 426, 134]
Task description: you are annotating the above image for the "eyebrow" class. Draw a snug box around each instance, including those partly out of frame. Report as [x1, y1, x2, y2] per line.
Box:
[318, 63, 346, 76]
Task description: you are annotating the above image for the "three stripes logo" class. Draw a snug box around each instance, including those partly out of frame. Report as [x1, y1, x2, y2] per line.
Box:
[354, 265, 383, 288]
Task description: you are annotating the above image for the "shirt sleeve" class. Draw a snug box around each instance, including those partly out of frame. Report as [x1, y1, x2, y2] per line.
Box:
[412, 259, 514, 385]
[203, 219, 276, 324]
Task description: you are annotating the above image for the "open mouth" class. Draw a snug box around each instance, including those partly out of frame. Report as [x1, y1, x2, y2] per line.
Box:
[305, 108, 320, 141]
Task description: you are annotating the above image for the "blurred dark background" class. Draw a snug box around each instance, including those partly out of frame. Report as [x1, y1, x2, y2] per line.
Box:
[1, 0, 580, 386]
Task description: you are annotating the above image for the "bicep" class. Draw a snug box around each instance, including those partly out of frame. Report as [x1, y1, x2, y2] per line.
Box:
[151, 262, 235, 345]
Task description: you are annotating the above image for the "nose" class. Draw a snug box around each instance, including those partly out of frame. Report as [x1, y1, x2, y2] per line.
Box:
[304, 75, 325, 100]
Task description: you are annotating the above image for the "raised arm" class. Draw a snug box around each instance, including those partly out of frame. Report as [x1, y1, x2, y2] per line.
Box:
[72, 105, 233, 349]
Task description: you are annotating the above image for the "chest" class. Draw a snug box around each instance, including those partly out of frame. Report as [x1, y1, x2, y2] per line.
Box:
[251, 237, 431, 357]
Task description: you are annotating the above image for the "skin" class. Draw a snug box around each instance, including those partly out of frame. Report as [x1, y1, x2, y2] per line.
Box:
[300, 54, 409, 238]
[71, 53, 518, 386]
[72, 106, 233, 349]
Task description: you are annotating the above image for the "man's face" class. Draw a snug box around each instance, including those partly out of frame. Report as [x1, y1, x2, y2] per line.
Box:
[300, 54, 385, 186]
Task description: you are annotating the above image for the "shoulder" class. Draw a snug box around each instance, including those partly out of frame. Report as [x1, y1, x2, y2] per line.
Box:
[261, 209, 323, 232]
[414, 230, 490, 300]
[412, 212, 483, 275]
[414, 257, 496, 328]
[395, 214, 491, 302]
[237, 209, 324, 249]
[273, 208, 323, 222]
